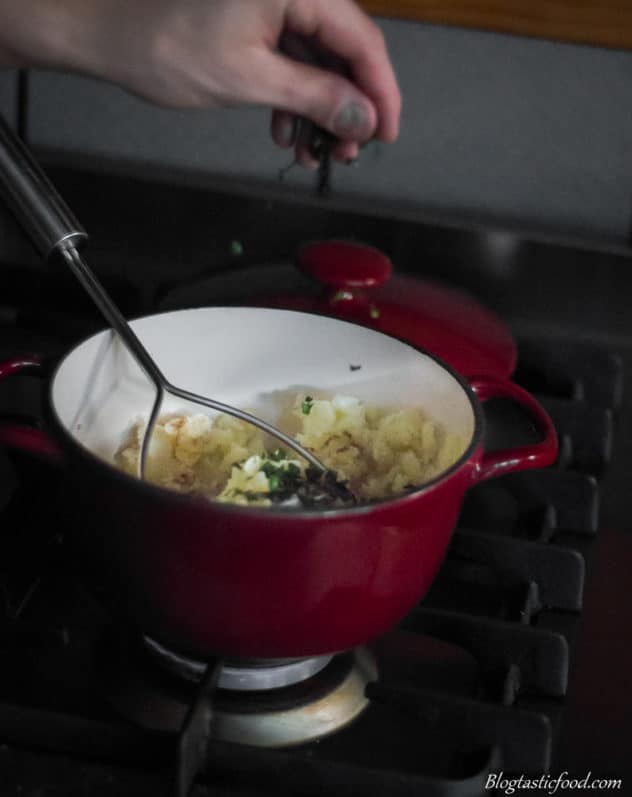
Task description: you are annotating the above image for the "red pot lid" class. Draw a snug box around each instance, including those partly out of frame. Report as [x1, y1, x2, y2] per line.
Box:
[258, 240, 517, 380]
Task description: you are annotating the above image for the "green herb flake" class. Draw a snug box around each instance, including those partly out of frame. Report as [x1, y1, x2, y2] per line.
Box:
[261, 462, 278, 478]
[267, 473, 281, 492]
[301, 396, 314, 415]
[230, 240, 244, 257]
[271, 449, 287, 461]
[287, 463, 301, 479]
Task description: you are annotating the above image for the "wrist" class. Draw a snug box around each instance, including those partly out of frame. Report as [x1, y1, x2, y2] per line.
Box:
[0, 0, 111, 76]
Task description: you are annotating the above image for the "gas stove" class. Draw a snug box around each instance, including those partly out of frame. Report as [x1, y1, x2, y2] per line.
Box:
[0, 165, 630, 795]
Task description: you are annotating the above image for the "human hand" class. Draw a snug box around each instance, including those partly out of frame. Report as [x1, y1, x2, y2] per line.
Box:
[0, 0, 401, 167]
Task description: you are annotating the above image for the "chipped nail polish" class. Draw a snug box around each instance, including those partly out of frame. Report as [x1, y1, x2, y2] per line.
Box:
[333, 103, 368, 139]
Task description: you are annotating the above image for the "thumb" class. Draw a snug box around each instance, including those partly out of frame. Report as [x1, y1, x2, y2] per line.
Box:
[251, 51, 377, 142]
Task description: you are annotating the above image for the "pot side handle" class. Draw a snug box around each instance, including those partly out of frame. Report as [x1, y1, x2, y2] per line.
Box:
[0, 356, 64, 463]
[469, 375, 558, 482]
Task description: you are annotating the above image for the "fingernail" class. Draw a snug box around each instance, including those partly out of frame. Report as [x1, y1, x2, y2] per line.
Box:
[333, 102, 369, 139]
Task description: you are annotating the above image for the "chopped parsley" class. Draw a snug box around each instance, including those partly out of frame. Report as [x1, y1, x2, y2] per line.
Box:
[226, 456, 356, 508]
[260, 459, 303, 500]
[301, 396, 314, 415]
[260, 462, 277, 478]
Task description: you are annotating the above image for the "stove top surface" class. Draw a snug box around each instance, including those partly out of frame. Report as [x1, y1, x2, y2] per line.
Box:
[0, 165, 631, 795]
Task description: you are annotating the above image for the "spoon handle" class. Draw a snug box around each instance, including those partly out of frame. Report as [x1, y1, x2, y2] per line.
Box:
[0, 114, 166, 478]
[0, 114, 87, 258]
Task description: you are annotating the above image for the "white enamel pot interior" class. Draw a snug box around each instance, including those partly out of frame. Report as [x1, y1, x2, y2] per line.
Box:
[50, 307, 476, 482]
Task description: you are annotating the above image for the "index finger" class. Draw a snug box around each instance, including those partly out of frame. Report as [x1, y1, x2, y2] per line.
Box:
[285, 0, 402, 142]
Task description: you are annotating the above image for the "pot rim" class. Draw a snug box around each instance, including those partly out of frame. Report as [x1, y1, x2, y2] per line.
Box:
[47, 306, 485, 519]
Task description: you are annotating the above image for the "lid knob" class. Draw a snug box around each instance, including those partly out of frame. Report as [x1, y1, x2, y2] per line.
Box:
[297, 241, 392, 289]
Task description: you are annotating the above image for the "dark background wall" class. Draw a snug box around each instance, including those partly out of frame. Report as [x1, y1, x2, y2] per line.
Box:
[1, 19, 631, 246]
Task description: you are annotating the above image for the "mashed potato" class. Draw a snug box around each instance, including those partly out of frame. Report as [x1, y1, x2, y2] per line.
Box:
[115, 394, 467, 506]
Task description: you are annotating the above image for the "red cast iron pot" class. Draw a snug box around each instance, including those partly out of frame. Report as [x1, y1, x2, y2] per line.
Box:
[0, 307, 557, 660]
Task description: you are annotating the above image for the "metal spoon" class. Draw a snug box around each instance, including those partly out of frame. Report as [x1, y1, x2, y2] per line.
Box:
[0, 115, 329, 480]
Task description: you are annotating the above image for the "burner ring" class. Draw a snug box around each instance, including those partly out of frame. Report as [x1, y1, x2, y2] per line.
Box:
[107, 636, 377, 747]
[142, 635, 333, 691]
